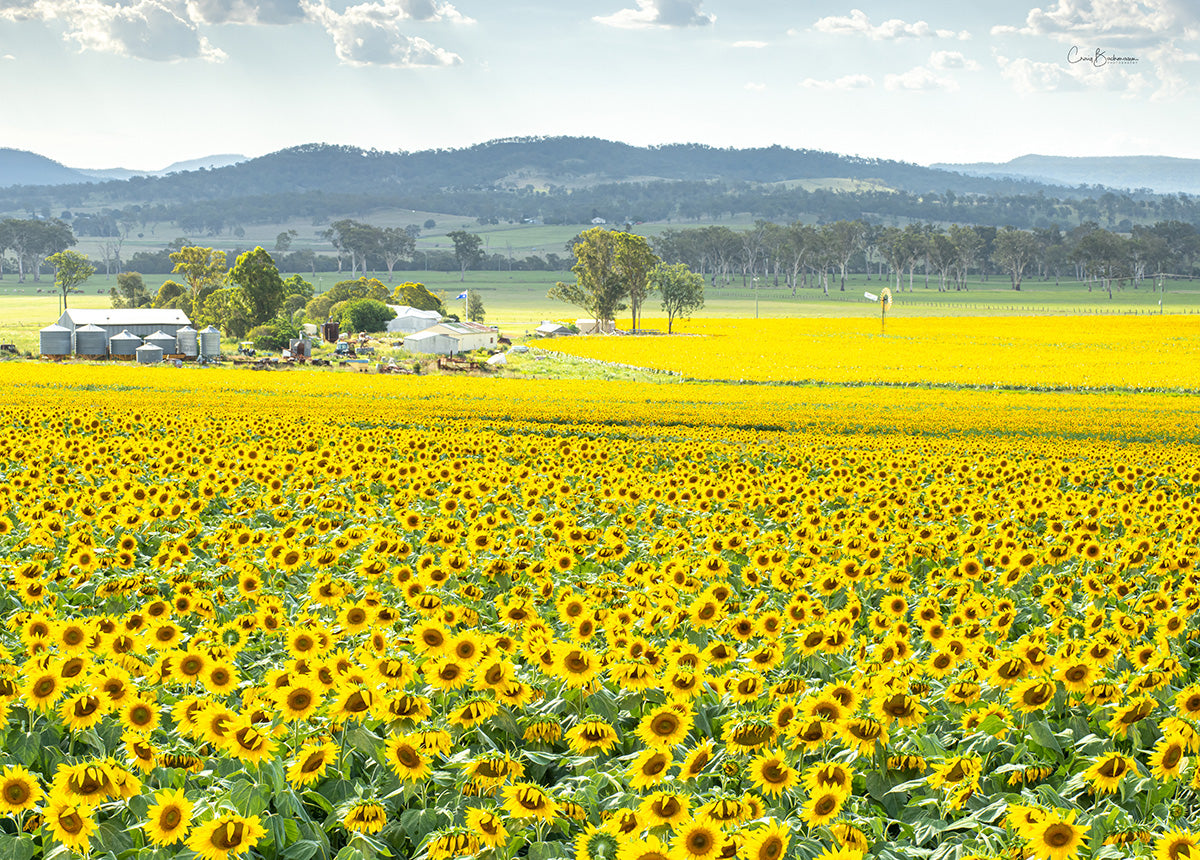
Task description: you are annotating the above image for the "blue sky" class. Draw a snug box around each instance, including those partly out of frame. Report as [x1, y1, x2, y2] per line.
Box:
[1, 0, 1197, 169]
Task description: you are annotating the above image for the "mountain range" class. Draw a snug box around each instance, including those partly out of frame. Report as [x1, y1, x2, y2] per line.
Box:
[0, 149, 246, 188]
[932, 154, 1200, 195]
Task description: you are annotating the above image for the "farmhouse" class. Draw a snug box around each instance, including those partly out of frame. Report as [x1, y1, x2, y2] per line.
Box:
[575, 319, 616, 335]
[403, 321, 498, 356]
[535, 322, 574, 337]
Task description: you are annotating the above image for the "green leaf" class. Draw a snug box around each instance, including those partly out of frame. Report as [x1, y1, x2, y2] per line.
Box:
[0, 836, 37, 860]
[282, 840, 321, 860]
[1026, 720, 1063, 755]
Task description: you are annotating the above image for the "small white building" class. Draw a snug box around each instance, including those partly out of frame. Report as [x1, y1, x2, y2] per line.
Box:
[576, 319, 615, 335]
[386, 305, 443, 335]
[404, 321, 498, 355]
[57, 308, 192, 352]
[536, 321, 574, 338]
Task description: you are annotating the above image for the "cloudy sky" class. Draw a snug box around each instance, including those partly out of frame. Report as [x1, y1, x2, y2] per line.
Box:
[1, 0, 1197, 169]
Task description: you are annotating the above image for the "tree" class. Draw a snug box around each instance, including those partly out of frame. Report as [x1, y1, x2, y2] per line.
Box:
[46, 249, 94, 310]
[330, 277, 390, 304]
[169, 246, 228, 313]
[992, 227, 1041, 291]
[156, 279, 188, 310]
[447, 230, 484, 282]
[392, 282, 444, 313]
[201, 287, 255, 338]
[467, 291, 485, 323]
[229, 247, 285, 325]
[340, 299, 395, 333]
[324, 220, 379, 278]
[652, 263, 704, 334]
[613, 232, 659, 331]
[826, 219, 866, 291]
[274, 229, 298, 254]
[379, 227, 416, 277]
[111, 272, 152, 308]
[548, 227, 627, 325]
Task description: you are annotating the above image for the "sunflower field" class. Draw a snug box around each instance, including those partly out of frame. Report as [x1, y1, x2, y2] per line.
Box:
[0, 353, 1199, 860]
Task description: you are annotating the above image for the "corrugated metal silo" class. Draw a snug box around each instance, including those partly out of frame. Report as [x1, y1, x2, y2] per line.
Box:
[175, 326, 199, 357]
[145, 330, 176, 354]
[40, 324, 72, 356]
[199, 326, 222, 358]
[136, 343, 164, 365]
[109, 330, 142, 358]
[74, 323, 108, 356]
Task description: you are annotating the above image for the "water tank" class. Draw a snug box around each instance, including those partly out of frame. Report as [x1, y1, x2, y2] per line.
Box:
[74, 323, 108, 356]
[136, 343, 164, 365]
[109, 330, 141, 358]
[145, 330, 176, 354]
[39, 324, 71, 356]
[175, 326, 199, 357]
[199, 326, 221, 358]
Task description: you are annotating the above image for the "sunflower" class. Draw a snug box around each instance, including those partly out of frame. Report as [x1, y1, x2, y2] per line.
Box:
[805, 761, 854, 798]
[279, 684, 321, 721]
[1156, 830, 1200, 860]
[342, 802, 388, 834]
[0, 765, 43, 813]
[672, 818, 722, 859]
[287, 741, 338, 787]
[1149, 735, 1188, 782]
[1084, 752, 1136, 794]
[637, 705, 692, 750]
[628, 748, 674, 791]
[145, 787, 194, 846]
[186, 813, 267, 860]
[800, 789, 844, 827]
[60, 693, 107, 732]
[679, 741, 715, 781]
[385, 736, 431, 782]
[1009, 678, 1057, 714]
[54, 761, 118, 806]
[222, 717, 278, 765]
[504, 782, 558, 820]
[837, 717, 888, 755]
[615, 835, 672, 860]
[748, 750, 798, 798]
[567, 717, 620, 755]
[638, 791, 689, 827]
[741, 820, 790, 860]
[1026, 809, 1086, 860]
[464, 807, 508, 848]
[44, 795, 96, 854]
[24, 669, 63, 712]
[871, 692, 927, 727]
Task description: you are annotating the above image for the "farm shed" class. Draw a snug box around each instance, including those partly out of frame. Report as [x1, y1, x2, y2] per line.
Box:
[56, 309, 193, 353]
[536, 322, 574, 338]
[386, 305, 443, 335]
[576, 319, 615, 335]
[404, 322, 498, 356]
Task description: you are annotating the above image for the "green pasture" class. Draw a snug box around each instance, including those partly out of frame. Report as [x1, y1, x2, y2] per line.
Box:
[2, 268, 1198, 355]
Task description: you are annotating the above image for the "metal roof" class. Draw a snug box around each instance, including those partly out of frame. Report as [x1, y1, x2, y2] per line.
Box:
[388, 305, 442, 318]
[59, 309, 192, 328]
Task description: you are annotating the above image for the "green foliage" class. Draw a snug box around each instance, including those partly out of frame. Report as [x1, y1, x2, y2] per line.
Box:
[248, 318, 299, 351]
[305, 294, 335, 322]
[392, 281, 443, 313]
[328, 277, 389, 304]
[46, 249, 94, 308]
[230, 246, 285, 326]
[548, 227, 654, 324]
[201, 287, 255, 339]
[110, 271, 152, 309]
[155, 279, 190, 315]
[467, 291, 485, 323]
[283, 274, 315, 300]
[446, 230, 484, 281]
[651, 262, 705, 333]
[169, 246, 228, 308]
[339, 299, 395, 333]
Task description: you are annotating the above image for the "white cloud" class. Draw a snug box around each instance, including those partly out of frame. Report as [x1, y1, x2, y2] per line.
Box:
[304, 0, 462, 67]
[811, 8, 969, 40]
[185, 0, 307, 25]
[996, 51, 1152, 97]
[1, 53, 13, 59]
[0, 0, 227, 61]
[993, 1, 1198, 97]
[883, 65, 958, 91]
[594, 0, 714, 30]
[744, 81, 766, 91]
[800, 73, 874, 90]
[732, 40, 767, 48]
[929, 49, 979, 70]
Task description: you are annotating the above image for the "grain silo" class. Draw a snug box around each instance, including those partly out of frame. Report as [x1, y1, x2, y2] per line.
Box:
[39, 324, 71, 356]
[198, 326, 222, 358]
[145, 330, 177, 354]
[74, 323, 108, 357]
[109, 330, 142, 358]
[136, 343, 164, 365]
[175, 326, 199, 358]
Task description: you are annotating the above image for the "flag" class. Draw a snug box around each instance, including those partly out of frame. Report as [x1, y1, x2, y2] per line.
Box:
[456, 292, 468, 300]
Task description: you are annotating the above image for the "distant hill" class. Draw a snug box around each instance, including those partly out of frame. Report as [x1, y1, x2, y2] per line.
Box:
[0, 149, 90, 188]
[932, 154, 1200, 195]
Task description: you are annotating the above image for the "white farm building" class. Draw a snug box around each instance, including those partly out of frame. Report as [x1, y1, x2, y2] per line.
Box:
[386, 305, 443, 335]
[404, 322, 498, 356]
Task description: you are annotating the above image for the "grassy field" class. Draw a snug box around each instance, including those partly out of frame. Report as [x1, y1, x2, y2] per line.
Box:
[3, 268, 1198, 354]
